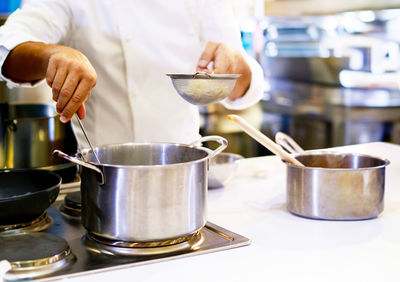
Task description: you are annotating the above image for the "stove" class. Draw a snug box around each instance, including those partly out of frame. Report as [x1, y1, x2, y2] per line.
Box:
[0, 212, 53, 233]
[0, 182, 251, 281]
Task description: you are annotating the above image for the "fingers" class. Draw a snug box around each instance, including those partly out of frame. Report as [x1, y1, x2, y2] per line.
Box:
[56, 72, 80, 115]
[46, 59, 57, 88]
[199, 42, 251, 101]
[48, 66, 68, 103]
[76, 104, 86, 120]
[59, 77, 94, 123]
[45, 48, 97, 123]
[196, 41, 220, 71]
[212, 46, 230, 74]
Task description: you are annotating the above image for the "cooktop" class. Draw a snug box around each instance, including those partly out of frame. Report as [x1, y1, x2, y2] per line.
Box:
[1, 196, 251, 281]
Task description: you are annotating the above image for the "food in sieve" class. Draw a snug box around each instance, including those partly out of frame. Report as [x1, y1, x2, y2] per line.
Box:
[167, 72, 241, 105]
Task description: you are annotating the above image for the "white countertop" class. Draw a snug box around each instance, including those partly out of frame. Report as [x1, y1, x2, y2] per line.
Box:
[63, 142, 400, 282]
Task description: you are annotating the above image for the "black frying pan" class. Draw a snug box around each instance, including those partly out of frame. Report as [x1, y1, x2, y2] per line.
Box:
[0, 169, 61, 225]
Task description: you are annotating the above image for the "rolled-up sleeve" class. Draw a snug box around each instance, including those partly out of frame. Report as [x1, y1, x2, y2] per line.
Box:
[0, 0, 72, 85]
[197, 0, 265, 110]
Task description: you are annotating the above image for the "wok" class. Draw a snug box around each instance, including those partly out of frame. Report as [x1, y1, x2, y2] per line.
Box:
[0, 169, 61, 225]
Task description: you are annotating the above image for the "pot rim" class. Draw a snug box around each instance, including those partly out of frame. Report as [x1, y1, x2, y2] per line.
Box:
[80, 141, 216, 169]
[284, 150, 390, 171]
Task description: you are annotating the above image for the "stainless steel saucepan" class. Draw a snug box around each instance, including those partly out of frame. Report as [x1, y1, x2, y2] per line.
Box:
[275, 132, 390, 220]
[54, 136, 227, 242]
[228, 114, 390, 221]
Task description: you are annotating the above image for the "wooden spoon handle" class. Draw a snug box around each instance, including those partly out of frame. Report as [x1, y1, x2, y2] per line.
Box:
[227, 114, 304, 167]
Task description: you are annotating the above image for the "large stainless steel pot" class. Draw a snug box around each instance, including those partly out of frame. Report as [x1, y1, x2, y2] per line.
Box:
[0, 103, 6, 169]
[285, 152, 390, 220]
[0, 104, 78, 182]
[54, 136, 227, 242]
[0, 83, 7, 168]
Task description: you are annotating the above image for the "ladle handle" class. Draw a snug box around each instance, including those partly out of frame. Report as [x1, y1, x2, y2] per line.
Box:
[74, 113, 101, 165]
[275, 132, 305, 154]
[227, 115, 304, 167]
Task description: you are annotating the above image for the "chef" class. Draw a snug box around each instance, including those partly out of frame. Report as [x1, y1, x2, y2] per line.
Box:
[0, 0, 264, 146]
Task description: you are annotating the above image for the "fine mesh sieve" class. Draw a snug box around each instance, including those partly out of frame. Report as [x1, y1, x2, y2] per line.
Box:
[167, 72, 241, 106]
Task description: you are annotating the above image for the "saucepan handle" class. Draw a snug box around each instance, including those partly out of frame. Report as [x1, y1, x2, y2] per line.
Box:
[190, 135, 228, 159]
[53, 149, 105, 185]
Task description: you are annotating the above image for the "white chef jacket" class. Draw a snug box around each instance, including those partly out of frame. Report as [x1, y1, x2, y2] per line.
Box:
[0, 0, 264, 146]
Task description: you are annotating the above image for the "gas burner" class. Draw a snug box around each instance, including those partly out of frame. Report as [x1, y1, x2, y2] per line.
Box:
[0, 213, 52, 232]
[60, 191, 81, 218]
[0, 230, 75, 280]
[83, 231, 204, 256]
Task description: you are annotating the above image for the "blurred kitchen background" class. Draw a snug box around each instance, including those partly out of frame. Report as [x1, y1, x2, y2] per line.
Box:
[3, 0, 400, 157]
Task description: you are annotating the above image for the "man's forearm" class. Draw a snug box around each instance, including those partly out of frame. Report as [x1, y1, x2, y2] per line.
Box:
[2, 41, 53, 83]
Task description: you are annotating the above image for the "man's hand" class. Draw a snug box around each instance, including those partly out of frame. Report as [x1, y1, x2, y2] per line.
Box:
[45, 45, 97, 122]
[196, 41, 251, 101]
[3, 42, 97, 122]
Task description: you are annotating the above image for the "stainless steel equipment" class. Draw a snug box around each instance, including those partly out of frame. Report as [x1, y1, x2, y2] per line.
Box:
[0, 104, 78, 182]
[0, 84, 7, 168]
[55, 136, 228, 242]
[208, 152, 244, 188]
[74, 113, 101, 164]
[259, 14, 400, 151]
[0, 195, 250, 281]
[262, 78, 400, 150]
[167, 72, 240, 105]
[285, 151, 389, 220]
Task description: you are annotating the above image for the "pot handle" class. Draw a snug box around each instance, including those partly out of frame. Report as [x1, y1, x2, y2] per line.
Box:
[53, 149, 105, 185]
[275, 132, 305, 154]
[190, 135, 228, 159]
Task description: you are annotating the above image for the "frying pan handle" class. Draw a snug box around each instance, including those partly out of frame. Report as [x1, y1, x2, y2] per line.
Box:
[52, 150, 105, 185]
[275, 132, 305, 154]
[190, 135, 228, 159]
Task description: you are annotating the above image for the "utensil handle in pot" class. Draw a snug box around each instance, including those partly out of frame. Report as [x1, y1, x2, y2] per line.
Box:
[52, 149, 105, 185]
[275, 132, 305, 154]
[190, 135, 228, 159]
[227, 114, 304, 167]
